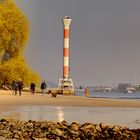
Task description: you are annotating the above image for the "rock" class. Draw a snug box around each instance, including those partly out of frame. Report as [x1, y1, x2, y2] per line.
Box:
[23, 131, 29, 139]
[112, 125, 120, 132]
[71, 123, 79, 131]
[14, 133, 20, 139]
[96, 124, 102, 132]
[0, 136, 9, 140]
[0, 130, 9, 135]
[69, 130, 80, 136]
[100, 123, 109, 130]
[0, 119, 7, 122]
[85, 124, 96, 130]
[38, 132, 46, 138]
[61, 120, 69, 126]
[51, 128, 63, 136]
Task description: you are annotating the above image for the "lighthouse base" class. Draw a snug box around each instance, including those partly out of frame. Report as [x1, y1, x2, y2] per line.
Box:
[58, 78, 75, 94]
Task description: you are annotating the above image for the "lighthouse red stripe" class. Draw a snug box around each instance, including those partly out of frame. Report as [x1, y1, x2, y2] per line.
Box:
[64, 29, 69, 38]
[63, 48, 69, 57]
[63, 66, 69, 77]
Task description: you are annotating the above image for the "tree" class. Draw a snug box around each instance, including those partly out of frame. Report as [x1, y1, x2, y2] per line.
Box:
[0, 0, 29, 60]
[0, 0, 40, 87]
[0, 56, 40, 86]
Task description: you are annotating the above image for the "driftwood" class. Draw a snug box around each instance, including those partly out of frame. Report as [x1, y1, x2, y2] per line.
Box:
[1, 84, 12, 90]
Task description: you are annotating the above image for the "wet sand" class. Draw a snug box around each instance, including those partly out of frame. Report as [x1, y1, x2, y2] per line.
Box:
[0, 90, 140, 128]
[0, 90, 140, 110]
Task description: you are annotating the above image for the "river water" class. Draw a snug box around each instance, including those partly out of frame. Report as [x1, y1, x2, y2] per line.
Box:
[75, 91, 140, 99]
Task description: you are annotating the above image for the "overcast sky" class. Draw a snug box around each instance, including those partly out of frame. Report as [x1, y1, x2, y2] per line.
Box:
[14, 0, 140, 87]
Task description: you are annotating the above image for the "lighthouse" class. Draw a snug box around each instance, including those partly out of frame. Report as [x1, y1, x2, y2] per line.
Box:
[58, 16, 74, 94]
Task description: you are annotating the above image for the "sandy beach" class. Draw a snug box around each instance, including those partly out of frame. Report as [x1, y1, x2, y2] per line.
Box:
[0, 89, 140, 110]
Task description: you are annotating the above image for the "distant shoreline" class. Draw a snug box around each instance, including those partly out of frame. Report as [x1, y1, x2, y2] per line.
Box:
[89, 96, 140, 100]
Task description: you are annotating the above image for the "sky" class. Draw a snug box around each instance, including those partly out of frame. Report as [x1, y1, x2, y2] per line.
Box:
[14, 0, 140, 87]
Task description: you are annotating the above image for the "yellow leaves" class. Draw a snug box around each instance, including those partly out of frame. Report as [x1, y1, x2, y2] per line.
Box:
[0, 0, 40, 87]
[0, 0, 29, 58]
[0, 57, 40, 86]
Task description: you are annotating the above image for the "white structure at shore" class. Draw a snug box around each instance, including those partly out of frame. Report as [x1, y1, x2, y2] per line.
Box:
[58, 16, 74, 94]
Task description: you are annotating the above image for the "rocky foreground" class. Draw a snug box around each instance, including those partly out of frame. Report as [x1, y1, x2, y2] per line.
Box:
[0, 119, 139, 140]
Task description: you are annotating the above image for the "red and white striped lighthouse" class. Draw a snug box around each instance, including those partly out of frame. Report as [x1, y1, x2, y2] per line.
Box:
[58, 16, 74, 93]
[62, 16, 71, 79]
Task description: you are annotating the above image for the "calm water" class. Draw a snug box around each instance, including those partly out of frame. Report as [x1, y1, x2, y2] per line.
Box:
[0, 105, 140, 129]
[75, 91, 140, 99]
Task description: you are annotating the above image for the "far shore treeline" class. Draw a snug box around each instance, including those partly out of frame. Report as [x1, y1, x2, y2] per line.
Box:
[0, 0, 40, 88]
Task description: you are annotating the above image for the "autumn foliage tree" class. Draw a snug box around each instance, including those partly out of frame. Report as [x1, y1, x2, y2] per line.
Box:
[0, 0, 40, 87]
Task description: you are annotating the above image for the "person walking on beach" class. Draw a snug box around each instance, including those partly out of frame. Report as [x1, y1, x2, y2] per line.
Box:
[12, 80, 18, 95]
[30, 81, 36, 94]
[18, 79, 23, 96]
[40, 80, 46, 96]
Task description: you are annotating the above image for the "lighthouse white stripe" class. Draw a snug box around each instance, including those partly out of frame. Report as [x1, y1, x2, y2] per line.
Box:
[64, 38, 69, 48]
[64, 26, 70, 29]
[64, 57, 69, 66]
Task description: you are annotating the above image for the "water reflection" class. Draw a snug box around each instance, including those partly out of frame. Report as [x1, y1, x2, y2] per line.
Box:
[0, 105, 140, 128]
[56, 106, 64, 122]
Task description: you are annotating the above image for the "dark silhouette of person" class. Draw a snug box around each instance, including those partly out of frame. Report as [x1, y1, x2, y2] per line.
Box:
[18, 79, 23, 96]
[30, 82, 36, 94]
[40, 80, 46, 96]
[12, 80, 18, 95]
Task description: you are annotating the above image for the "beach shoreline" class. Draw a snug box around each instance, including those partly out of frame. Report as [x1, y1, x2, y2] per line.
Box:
[0, 89, 140, 131]
[0, 89, 140, 110]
